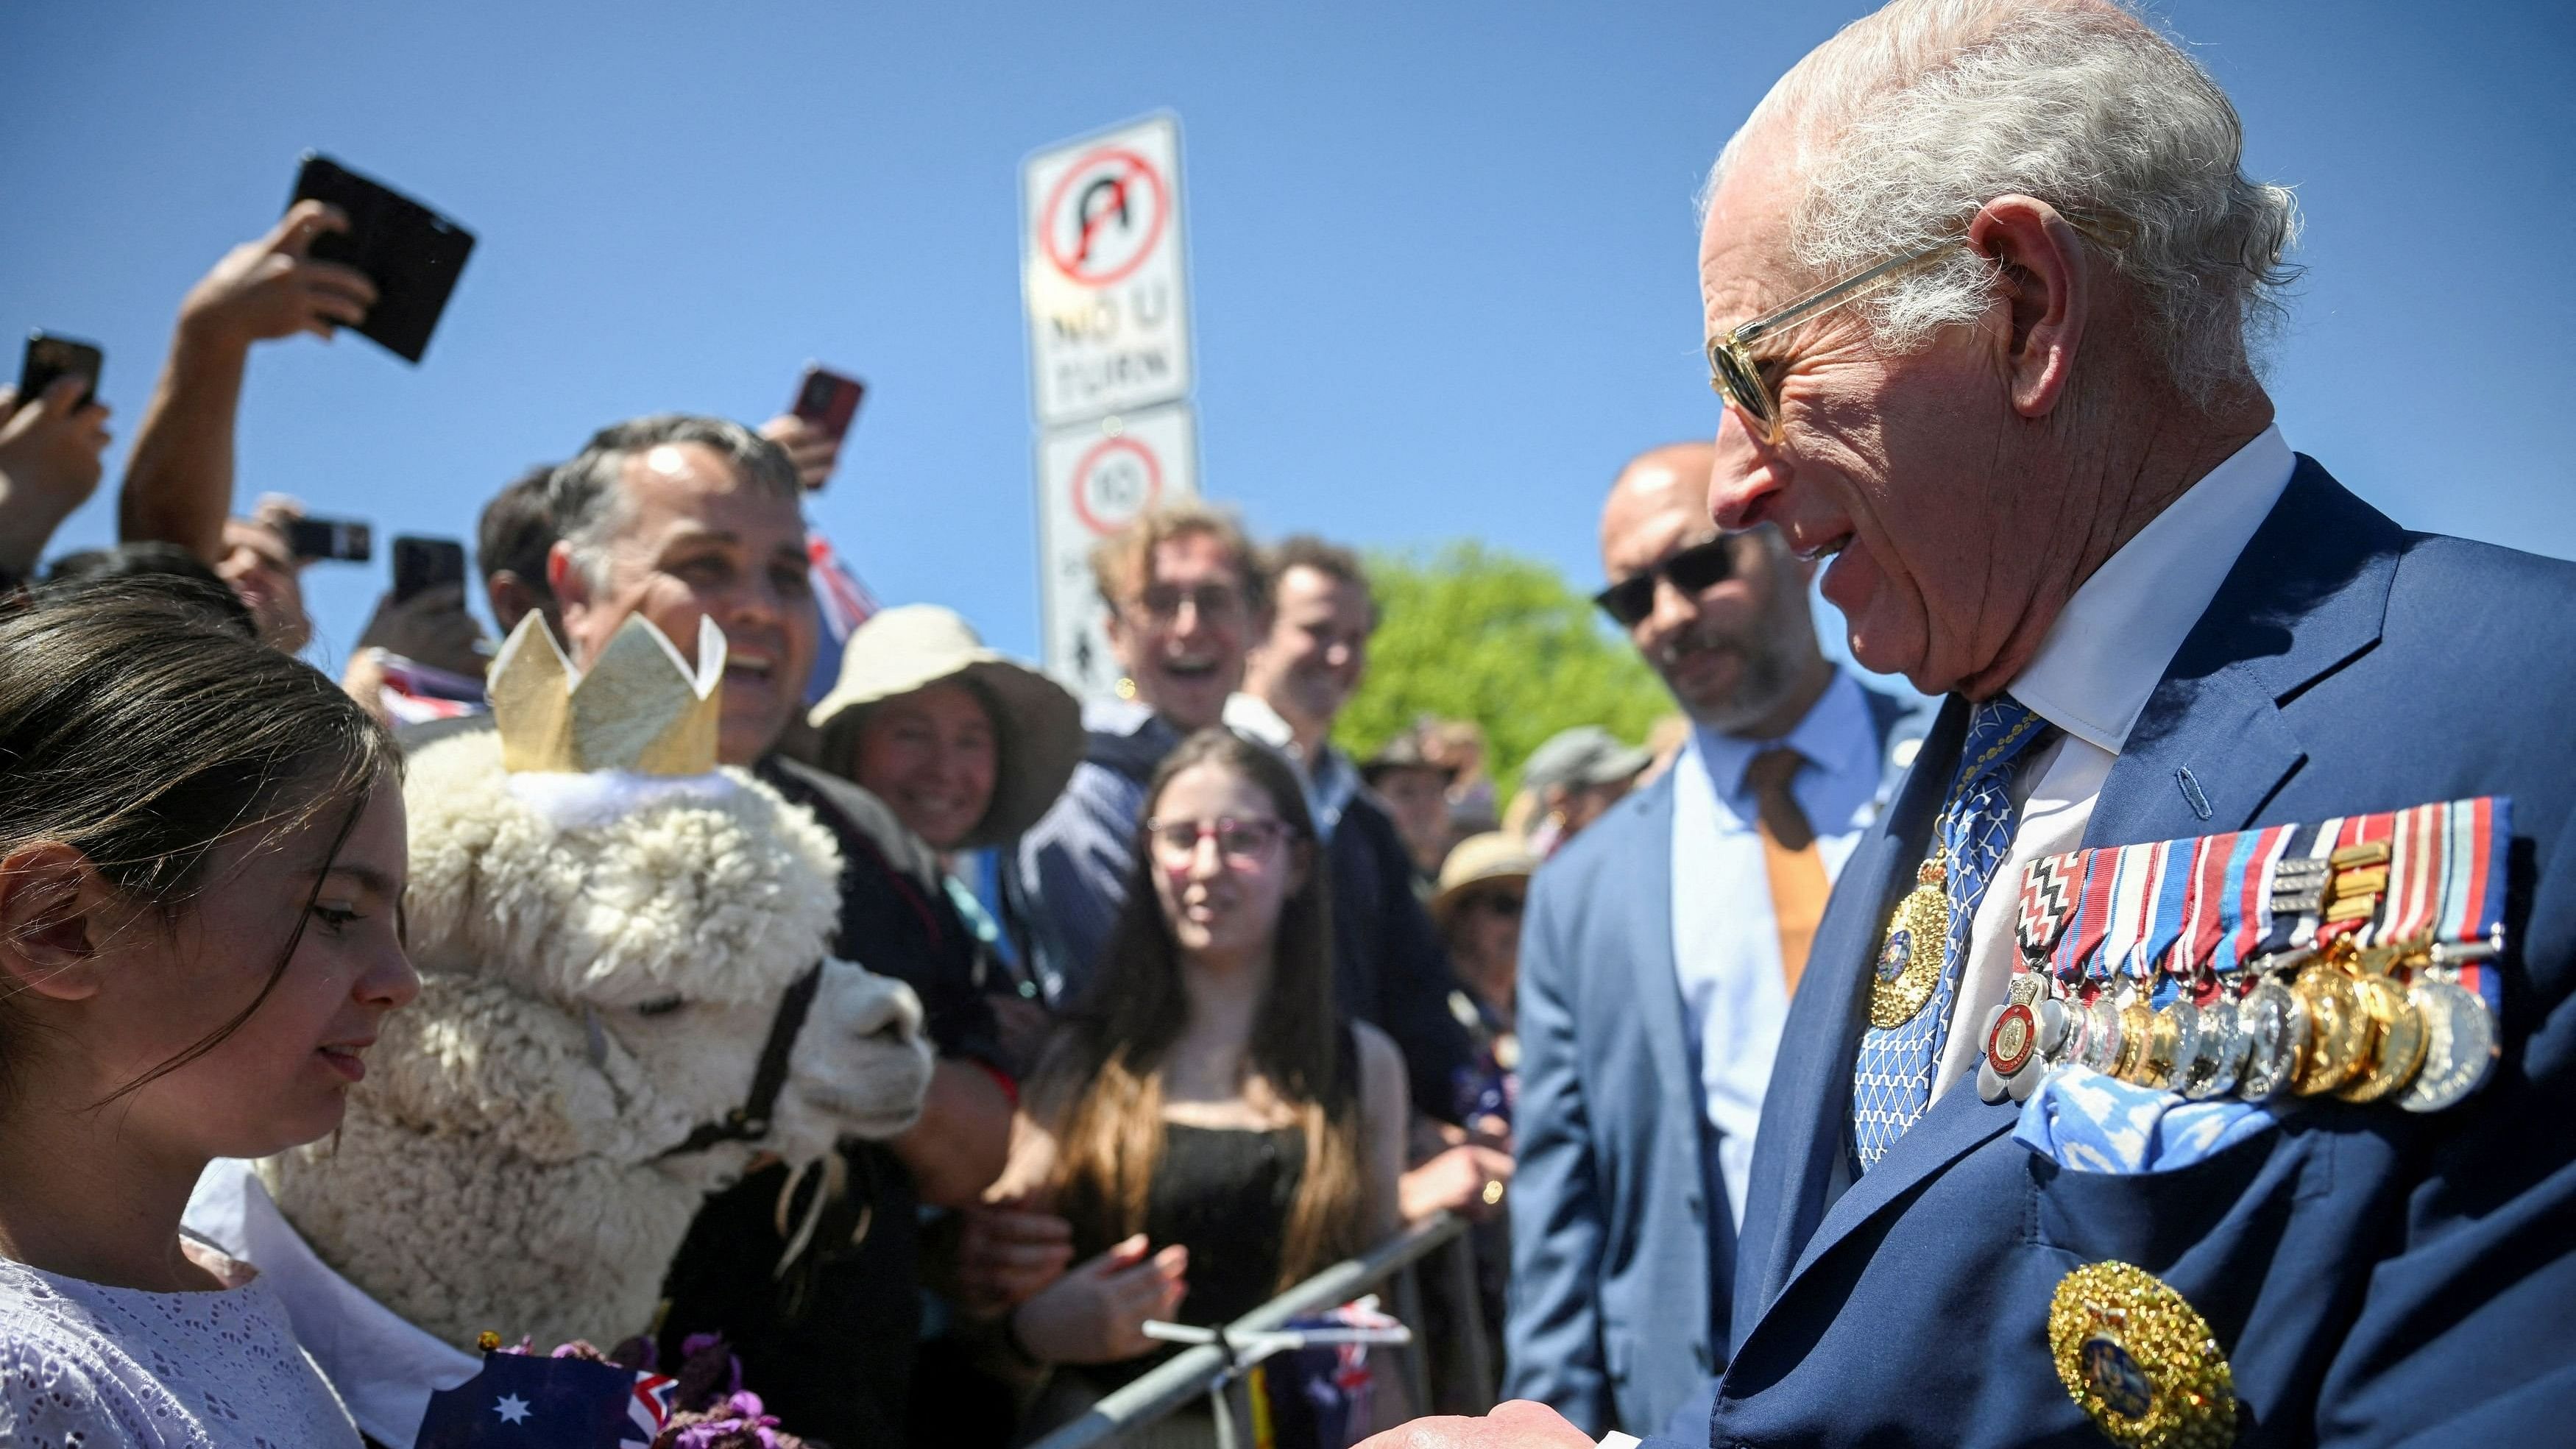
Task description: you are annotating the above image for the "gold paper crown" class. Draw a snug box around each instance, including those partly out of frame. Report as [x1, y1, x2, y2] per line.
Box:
[486, 613, 725, 776]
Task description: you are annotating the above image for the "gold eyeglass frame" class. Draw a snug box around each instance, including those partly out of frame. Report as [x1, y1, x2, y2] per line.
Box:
[1707, 212, 2126, 444]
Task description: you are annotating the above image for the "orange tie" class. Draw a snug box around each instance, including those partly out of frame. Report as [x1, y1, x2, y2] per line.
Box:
[1745, 747, 1827, 996]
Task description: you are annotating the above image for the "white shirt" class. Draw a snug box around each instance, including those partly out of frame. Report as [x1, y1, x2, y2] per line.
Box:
[0, 1241, 361, 1449]
[1931, 425, 2296, 1100]
[1674, 669, 1891, 1227]
[182, 1160, 481, 1446]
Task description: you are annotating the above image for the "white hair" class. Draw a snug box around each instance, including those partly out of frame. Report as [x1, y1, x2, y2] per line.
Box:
[1712, 0, 2300, 406]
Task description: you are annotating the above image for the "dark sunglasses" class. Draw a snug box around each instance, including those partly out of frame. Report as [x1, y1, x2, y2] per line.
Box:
[1593, 535, 1737, 628]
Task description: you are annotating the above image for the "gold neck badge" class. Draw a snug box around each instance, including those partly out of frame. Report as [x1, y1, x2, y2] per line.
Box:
[486, 612, 725, 776]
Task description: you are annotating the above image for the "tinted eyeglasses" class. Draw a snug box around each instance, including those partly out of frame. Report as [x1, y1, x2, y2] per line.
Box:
[1131, 581, 1248, 623]
[1145, 815, 1296, 868]
[1708, 212, 2129, 444]
[1593, 535, 1736, 628]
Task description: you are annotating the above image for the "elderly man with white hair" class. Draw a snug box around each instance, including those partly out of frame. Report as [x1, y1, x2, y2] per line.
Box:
[1374, 1, 2576, 1446]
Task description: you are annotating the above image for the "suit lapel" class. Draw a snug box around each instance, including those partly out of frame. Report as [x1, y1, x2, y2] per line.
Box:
[1735, 695, 1965, 1332]
[2092, 457, 2400, 843]
[1627, 773, 1694, 1111]
[1750, 458, 2405, 1319]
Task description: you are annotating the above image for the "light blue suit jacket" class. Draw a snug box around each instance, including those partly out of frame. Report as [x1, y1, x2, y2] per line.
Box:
[1504, 770, 1721, 1436]
[1505, 685, 1913, 1436]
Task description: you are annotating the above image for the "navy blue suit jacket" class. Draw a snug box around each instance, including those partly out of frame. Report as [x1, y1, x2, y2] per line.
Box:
[1646, 461, 2576, 1447]
[1507, 684, 1913, 1436]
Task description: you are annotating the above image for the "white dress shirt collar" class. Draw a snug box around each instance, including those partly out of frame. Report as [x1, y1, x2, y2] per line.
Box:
[1690, 667, 1880, 825]
[2009, 425, 2296, 755]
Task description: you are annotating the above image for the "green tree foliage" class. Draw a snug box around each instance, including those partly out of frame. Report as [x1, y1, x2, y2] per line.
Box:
[1336, 542, 1674, 797]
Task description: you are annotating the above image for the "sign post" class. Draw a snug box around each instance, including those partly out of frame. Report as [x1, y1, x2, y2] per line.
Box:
[1022, 113, 1197, 697]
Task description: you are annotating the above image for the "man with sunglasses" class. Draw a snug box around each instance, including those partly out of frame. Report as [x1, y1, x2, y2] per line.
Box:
[1374, 2, 2576, 1447]
[1504, 442, 1919, 1438]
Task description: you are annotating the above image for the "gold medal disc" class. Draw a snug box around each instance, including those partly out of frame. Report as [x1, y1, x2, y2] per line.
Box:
[2113, 1003, 2156, 1083]
[2292, 962, 2368, 1095]
[2335, 973, 2427, 1103]
[2048, 1261, 2237, 1448]
[1870, 854, 1952, 1029]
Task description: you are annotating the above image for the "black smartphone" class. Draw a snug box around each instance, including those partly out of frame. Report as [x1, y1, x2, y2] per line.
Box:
[286, 516, 373, 563]
[790, 364, 866, 443]
[18, 332, 103, 411]
[289, 153, 477, 364]
[392, 535, 467, 603]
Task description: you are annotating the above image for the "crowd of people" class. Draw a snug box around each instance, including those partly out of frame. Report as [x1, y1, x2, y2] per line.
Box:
[5, 1, 2573, 1448]
[0, 185, 1568, 1444]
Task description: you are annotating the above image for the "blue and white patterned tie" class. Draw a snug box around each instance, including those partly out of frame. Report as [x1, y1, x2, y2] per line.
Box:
[1851, 695, 2051, 1169]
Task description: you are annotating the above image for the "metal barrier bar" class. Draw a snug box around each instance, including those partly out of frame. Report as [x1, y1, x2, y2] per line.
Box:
[1025, 1211, 1472, 1449]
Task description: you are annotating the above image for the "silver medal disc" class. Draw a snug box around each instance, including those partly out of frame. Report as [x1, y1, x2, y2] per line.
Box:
[2237, 977, 2311, 1102]
[2160, 999, 2203, 1092]
[2397, 977, 2498, 1113]
[2184, 994, 2249, 1099]
[2076, 996, 2125, 1074]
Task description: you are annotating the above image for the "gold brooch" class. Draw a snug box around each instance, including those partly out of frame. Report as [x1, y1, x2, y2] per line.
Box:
[2049, 1262, 2237, 1448]
[1869, 851, 1951, 1028]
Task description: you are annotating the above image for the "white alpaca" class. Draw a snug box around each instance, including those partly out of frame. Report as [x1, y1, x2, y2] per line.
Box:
[265, 619, 934, 1353]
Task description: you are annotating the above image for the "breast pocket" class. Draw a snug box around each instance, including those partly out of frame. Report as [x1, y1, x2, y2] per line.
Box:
[2025, 1121, 2318, 1266]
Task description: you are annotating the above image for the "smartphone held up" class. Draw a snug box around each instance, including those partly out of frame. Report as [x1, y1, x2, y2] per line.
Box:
[792, 364, 866, 442]
[289, 153, 476, 364]
[17, 332, 104, 411]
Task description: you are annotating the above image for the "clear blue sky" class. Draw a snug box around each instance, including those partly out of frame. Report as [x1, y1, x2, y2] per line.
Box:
[5, 1, 2569, 679]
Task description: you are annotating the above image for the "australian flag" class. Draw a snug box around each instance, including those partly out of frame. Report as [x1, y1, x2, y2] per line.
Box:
[413, 1350, 676, 1449]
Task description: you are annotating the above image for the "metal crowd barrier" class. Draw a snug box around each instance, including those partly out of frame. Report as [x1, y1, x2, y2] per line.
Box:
[1025, 1210, 1481, 1449]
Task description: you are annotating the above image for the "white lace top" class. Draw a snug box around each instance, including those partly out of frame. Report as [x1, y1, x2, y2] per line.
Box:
[0, 1240, 361, 1449]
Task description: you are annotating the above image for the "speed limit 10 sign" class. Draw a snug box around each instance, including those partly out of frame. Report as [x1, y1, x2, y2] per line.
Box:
[1036, 403, 1200, 699]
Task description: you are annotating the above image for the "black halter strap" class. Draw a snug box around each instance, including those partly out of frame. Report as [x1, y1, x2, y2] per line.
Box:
[657, 963, 826, 1161]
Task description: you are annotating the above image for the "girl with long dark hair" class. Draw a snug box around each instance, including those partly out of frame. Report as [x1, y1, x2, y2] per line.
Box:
[0, 582, 415, 1445]
[979, 729, 1409, 1434]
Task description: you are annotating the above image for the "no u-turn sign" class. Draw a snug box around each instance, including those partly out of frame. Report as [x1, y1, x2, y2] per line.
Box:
[1022, 115, 1191, 426]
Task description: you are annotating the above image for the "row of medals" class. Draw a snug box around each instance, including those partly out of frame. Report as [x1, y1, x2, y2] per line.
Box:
[1975, 842, 2501, 1112]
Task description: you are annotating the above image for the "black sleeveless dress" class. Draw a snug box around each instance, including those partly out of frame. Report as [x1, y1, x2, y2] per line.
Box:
[1065, 1121, 1306, 1394]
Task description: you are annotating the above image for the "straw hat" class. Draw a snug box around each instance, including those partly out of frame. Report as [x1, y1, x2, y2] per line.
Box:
[809, 604, 1083, 848]
[1432, 831, 1540, 929]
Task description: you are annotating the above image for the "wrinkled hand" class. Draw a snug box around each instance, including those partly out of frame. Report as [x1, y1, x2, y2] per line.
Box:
[955, 1200, 1075, 1314]
[0, 379, 113, 568]
[759, 414, 843, 492]
[1009, 1233, 1187, 1364]
[180, 201, 378, 348]
[355, 582, 486, 677]
[1351, 1400, 1593, 1449]
[1401, 1143, 1516, 1224]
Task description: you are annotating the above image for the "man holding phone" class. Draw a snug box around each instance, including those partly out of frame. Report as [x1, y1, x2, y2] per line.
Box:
[0, 371, 113, 591]
[116, 199, 375, 640]
[758, 364, 880, 709]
